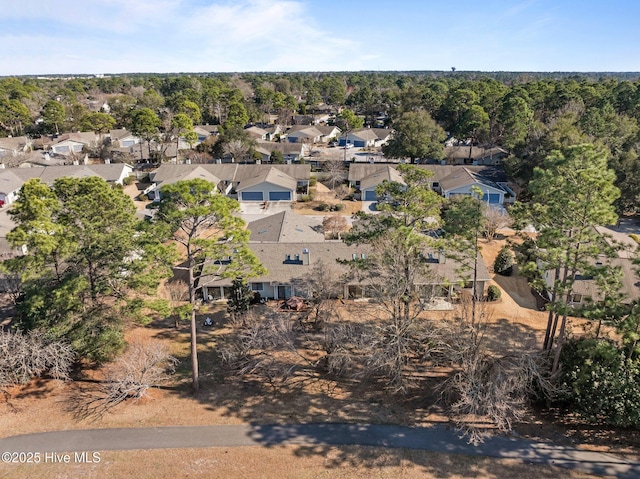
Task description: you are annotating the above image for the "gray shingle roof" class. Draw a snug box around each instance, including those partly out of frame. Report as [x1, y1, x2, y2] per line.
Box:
[236, 167, 297, 192]
[200, 236, 490, 289]
[248, 211, 325, 243]
[359, 165, 406, 191]
[0, 164, 132, 194]
[438, 167, 506, 193]
[199, 241, 360, 287]
[0, 136, 30, 151]
[150, 164, 310, 188]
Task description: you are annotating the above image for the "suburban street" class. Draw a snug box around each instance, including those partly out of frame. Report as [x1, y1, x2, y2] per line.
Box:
[2, 423, 640, 479]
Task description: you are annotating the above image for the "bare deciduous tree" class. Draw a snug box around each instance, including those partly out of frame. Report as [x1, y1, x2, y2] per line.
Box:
[67, 339, 177, 419]
[221, 312, 317, 392]
[323, 216, 349, 240]
[438, 315, 553, 445]
[0, 330, 74, 391]
[102, 339, 178, 401]
[482, 205, 511, 241]
[323, 158, 346, 190]
[166, 279, 190, 328]
[223, 139, 250, 162]
[295, 260, 343, 328]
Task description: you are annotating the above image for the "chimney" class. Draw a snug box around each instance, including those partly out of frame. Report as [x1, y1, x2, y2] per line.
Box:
[302, 248, 310, 265]
[105, 158, 110, 164]
[185, 158, 191, 165]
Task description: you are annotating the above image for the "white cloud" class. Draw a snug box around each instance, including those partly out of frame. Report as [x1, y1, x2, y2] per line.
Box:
[0, 0, 364, 74]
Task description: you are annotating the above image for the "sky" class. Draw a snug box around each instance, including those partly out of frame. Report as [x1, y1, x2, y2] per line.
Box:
[1, 0, 639, 76]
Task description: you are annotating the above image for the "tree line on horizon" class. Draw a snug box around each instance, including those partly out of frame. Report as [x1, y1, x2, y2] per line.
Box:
[1, 71, 640, 213]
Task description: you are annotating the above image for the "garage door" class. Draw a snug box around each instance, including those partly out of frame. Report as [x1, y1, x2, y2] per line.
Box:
[269, 191, 292, 201]
[482, 193, 501, 204]
[241, 191, 263, 201]
[364, 190, 377, 201]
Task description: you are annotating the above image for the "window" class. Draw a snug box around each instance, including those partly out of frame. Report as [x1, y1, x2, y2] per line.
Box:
[251, 283, 264, 291]
[572, 294, 583, 303]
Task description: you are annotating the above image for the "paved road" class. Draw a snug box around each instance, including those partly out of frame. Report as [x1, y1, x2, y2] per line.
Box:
[2, 423, 640, 478]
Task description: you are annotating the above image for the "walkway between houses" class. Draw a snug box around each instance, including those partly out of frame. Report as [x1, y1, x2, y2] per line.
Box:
[2, 423, 640, 478]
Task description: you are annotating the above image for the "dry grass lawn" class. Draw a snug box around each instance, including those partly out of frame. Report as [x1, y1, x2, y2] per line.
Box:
[1, 446, 609, 479]
[0, 229, 634, 478]
[293, 182, 362, 216]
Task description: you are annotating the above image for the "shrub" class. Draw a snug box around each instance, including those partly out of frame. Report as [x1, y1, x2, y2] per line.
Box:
[487, 285, 501, 301]
[493, 246, 514, 276]
[332, 203, 345, 211]
[630, 233, 640, 244]
[122, 176, 135, 186]
[300, 195, 312, 203]
[316, 203, 329, 211]
[556, 338, 640, 428]
[309, 177, 317, 187]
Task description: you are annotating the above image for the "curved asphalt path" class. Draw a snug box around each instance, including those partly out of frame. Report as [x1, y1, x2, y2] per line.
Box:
[2, 423, 639, 478]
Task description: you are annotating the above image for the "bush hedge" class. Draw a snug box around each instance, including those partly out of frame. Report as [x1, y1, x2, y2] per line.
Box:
[494, 246, 514, 276]
[487, 285, 501, 301]
[556, 338, 640, 428]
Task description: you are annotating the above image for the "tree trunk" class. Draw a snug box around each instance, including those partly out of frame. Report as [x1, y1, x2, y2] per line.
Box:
[548, 312, 559, 351]
[543, 268, 561, 350]
[188, 253, 199, 392]
[552, 313, 567, 374]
